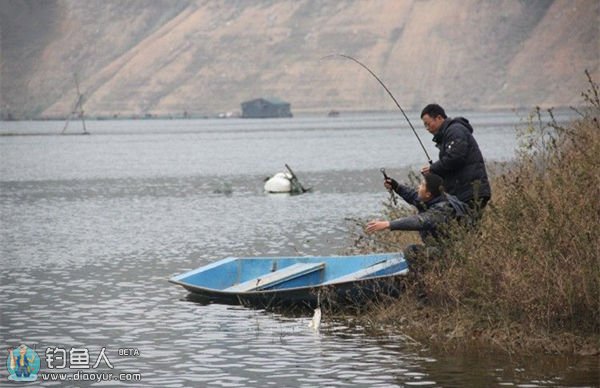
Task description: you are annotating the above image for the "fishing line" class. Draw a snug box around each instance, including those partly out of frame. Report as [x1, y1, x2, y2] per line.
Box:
[321, 54, 432, 164]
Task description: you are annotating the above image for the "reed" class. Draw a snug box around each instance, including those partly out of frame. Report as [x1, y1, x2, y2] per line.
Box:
[351, 72, 600, 354]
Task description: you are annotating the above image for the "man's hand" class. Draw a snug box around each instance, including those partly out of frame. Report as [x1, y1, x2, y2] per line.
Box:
[384, 177, 399, 191]
[420, 165, 431, 175]
[384, 178, 393, 190]
[366, 220, 390, 233]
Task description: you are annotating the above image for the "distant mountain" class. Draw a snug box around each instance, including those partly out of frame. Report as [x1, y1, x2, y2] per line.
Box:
[1, 0, 598, 119]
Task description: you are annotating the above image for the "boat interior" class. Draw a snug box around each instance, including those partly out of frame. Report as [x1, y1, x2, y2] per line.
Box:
[171, 254, 407, 292]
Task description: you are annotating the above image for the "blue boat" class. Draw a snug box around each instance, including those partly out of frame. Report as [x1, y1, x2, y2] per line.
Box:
[169, 253, 408, 307]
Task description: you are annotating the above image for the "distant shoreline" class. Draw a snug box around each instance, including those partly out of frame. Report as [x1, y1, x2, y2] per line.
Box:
[0, 106, 581, 122]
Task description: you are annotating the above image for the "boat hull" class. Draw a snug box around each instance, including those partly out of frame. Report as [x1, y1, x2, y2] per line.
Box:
[170, 253, 408, 308]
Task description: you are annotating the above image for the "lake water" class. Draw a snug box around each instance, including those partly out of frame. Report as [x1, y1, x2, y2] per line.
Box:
[1, 112, 597, 387]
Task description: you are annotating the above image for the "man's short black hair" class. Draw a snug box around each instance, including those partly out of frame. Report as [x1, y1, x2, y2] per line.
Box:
[421, 104, 447, 119]
[424, 173, 444, 198]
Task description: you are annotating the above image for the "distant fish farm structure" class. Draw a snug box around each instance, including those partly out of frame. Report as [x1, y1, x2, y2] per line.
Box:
[241, 97, 293, 118]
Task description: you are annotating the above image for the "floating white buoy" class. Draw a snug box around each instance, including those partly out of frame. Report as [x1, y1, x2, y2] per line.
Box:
[308, 307, 321, 331]
[264, 172, 293, 193]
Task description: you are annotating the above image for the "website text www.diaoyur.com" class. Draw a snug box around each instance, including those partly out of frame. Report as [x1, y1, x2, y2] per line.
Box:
[39, 370, 142, 383]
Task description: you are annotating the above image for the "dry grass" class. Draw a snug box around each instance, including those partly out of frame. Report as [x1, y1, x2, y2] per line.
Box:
[348, 72, 600, 355]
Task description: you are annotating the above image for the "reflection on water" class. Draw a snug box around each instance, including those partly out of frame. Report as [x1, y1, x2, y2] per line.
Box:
[1, 115, 596, 386]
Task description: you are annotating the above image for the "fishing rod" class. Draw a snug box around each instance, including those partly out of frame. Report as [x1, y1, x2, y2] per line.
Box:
[380, 168, 397, 205]
[322, 54, 432, 164]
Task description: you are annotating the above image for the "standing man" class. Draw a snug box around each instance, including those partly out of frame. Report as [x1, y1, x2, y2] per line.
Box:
[420, 104, 491, 213]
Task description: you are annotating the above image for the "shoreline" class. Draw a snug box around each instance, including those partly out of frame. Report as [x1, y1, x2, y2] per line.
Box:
[343, 85, 600, 356]
[0, 106, 582, 122]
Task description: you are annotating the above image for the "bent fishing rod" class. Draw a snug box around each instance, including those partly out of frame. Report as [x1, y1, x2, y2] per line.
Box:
[322, 54, 432, 164]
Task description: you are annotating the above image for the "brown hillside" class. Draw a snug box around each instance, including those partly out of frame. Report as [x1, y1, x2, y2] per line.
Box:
[1, 0, 598, 118]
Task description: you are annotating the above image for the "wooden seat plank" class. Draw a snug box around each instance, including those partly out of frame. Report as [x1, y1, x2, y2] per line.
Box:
[226, 262, 325, 292]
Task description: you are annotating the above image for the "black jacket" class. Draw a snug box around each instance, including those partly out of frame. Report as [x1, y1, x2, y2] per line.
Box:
[389, 182, 468, 243]
[430, 117, 491, 203]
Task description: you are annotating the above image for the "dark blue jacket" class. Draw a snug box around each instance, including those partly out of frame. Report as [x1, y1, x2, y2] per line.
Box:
[389, 183, 468, 243]
[430, 117, 491, 203]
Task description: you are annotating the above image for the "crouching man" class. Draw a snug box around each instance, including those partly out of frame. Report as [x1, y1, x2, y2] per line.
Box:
[366, 173, 467, 267]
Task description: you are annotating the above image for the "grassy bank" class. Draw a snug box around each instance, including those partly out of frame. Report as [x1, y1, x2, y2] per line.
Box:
[350, 72, 600, 355]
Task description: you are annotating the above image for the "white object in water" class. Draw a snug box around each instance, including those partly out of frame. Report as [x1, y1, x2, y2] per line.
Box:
[308, 307, 322, 331]
[264, 172, 293, 193]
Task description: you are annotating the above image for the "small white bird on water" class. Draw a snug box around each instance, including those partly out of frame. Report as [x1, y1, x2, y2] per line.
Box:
[308, 307, 321, 331]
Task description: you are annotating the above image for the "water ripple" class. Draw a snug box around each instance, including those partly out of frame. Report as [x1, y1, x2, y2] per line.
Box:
[1, 119, 595, 387]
